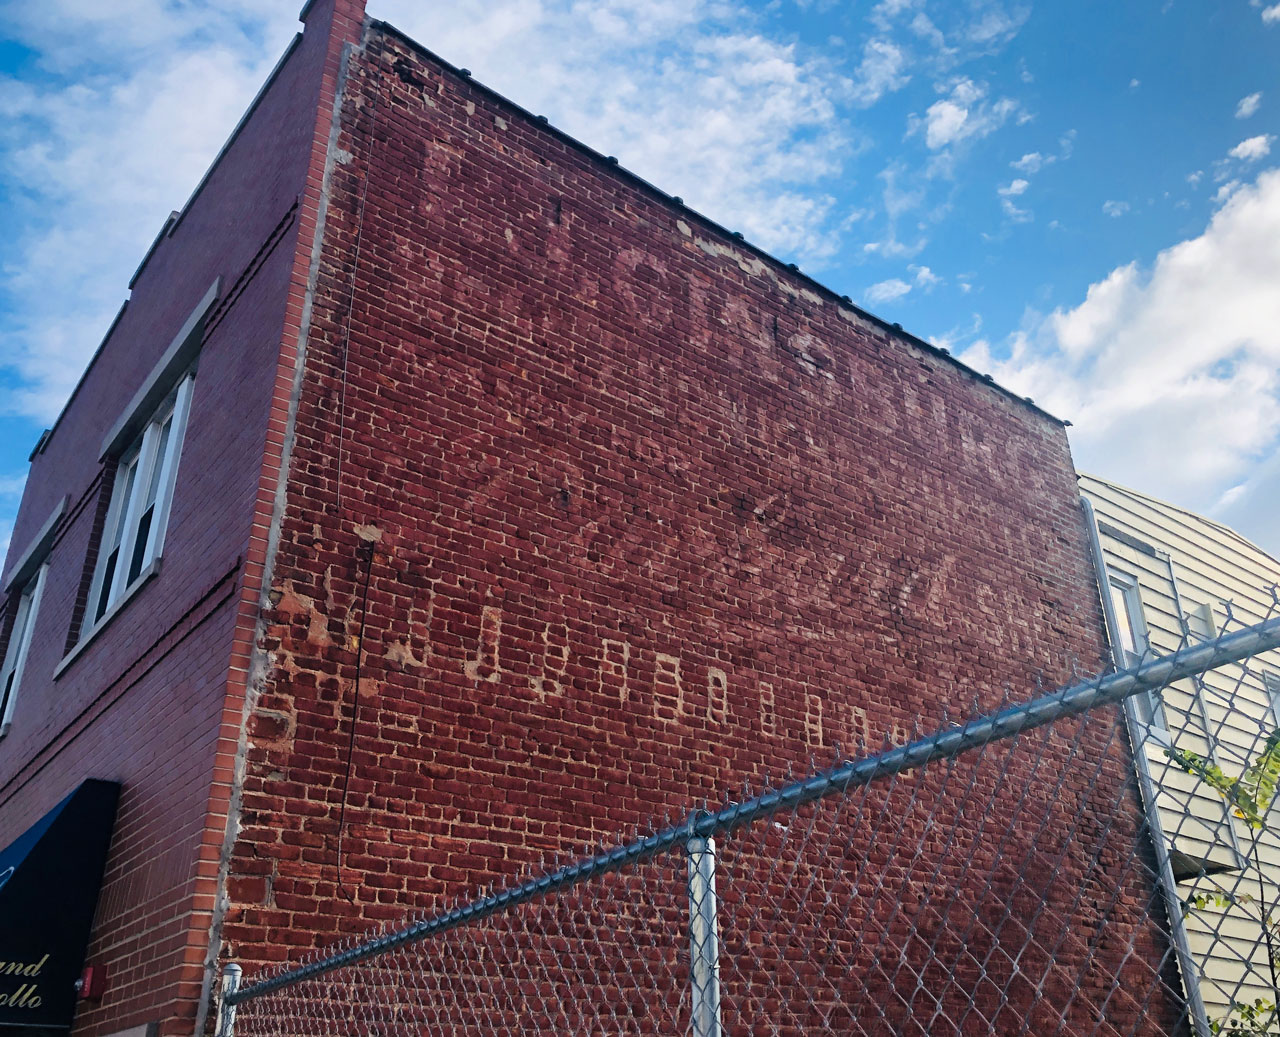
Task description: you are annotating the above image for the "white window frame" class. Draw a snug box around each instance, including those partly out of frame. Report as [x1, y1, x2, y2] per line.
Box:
[83, 374, 194, 634]
[1264, 672, 1280, 731]
[1109, 571, 1170, 742]
[0, 564, 47, 737]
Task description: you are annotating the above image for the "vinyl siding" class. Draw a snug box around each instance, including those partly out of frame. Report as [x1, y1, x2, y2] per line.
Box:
[1081, 473, 1280, 1026]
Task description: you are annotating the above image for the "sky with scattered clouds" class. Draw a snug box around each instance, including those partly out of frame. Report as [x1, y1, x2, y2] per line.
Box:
[1, 0, 1278, 558]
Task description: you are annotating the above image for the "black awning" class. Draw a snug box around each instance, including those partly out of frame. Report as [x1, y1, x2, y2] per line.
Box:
[0, 779, 119, 1031]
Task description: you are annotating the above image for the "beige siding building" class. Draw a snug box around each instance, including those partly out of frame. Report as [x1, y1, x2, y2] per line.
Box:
[1081, 473, 1280, 1032]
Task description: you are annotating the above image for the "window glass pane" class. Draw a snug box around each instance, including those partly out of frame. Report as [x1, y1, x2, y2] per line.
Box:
[0, 593, 33, 687]
[94, 549, 119, 622]
[0, 671, 15, 729]
[127, 506, 155, 585]
[144, 416, 173, 508]
[0, 569, 43, 731]
[108, 458, 139, 552]
[1109, 581, 1137, 655]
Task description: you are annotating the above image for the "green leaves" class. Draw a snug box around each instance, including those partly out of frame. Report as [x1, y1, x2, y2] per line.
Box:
[1209, 998, 1277, 1034]
[1240, 731, 1280, 828]
[1183, 891, 1255, 918]
[1165, 730, 1280, 830]
[1167, 724, 1280, 1034]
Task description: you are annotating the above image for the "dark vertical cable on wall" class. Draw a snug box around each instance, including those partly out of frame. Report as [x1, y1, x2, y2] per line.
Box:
[329, 67, 387, 905]
[334, 539, 376, 903]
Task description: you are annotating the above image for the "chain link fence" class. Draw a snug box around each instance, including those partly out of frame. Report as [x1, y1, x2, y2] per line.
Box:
[218, 598, 1280, 1037]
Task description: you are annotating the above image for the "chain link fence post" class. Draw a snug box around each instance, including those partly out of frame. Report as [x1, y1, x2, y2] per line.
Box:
[216, 963, 242, 1037]
[687, 834, 723, 1037]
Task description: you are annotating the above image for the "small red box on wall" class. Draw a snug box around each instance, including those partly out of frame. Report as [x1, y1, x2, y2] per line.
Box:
[77, 964, 106, 1001]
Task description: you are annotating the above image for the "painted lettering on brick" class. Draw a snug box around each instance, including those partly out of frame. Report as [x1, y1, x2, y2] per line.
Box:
[653, 653, 684, 723]
[759, 682, 777, 738]
[599, 639, 631, 703]
[805, 691, 824, 746]
[464, 605, 503, 683]
[533, 622, 570, 699]
[707, 667, 728, 725]
[848, 705, 871, 751]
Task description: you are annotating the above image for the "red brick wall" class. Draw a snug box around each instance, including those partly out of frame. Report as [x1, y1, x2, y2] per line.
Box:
[220, 24, 1177, 1033]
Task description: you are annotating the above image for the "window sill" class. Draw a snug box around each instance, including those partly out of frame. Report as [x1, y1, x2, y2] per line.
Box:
[53, 559, 162, 680]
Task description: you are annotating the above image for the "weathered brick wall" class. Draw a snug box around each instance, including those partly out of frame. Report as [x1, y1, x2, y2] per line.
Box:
[220, 20, 1178, 1033]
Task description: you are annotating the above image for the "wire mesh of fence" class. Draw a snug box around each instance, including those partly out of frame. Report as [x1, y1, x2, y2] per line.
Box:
[220, 596, 1280, 1037]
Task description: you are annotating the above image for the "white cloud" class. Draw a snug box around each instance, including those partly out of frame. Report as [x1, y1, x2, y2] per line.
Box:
[0, 0, 863, 426]
[373, 1, 856, 264]
[960, 5, 1029, 49]
[0, 2, 297, 422]
[1102, 199, 1130, 218]
[848, 37, 910, 106]
[909, 264, 940, 289]
[1011, 151, 1047, 173]
[959, 169, 1280, 553]
[877, 0, 1028, 67]
[1236, 92, 1263, 119]
[997, 173, 1034, 222]
[1001, 198, 1032, 223]
[909, 12, 949, 55]
[1214, 180, 1243, 205]
[1187, 170, 1204, 186]
[861, 162, 928, 258]
[1263, 3, 1280, 23]
[931, 312, 982, 353]
[0, 474, 27, 559]
[1129, 78, 1140, 89]
[910, 77, 1019, 151]
[864, 277, 913, 304]
[1229, 134, 1274, 161]
[921, 99, 970, 149]
[870, 0, 921, 31]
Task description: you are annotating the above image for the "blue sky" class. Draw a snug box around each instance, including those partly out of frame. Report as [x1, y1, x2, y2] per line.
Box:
[2, 0, 1279, 557]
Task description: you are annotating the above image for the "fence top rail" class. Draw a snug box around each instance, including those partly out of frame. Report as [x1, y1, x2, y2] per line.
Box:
[225, 613, 1280, 1006]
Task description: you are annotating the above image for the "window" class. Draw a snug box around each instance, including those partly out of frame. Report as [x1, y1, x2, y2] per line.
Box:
[1265, 672, 1280, 729]
[84, 375, 193, 630]
[1109, 573, 1147, 664]
[1109, 572, 1168, 738]
[0, 566, 46, 736]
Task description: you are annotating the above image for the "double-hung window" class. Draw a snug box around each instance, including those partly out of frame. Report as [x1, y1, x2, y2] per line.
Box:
[0, 566, 46, 737]
[85, 375, 194, 629]
[1108, 571, 1169, 740]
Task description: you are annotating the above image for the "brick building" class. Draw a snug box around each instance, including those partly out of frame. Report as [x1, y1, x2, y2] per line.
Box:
[0, 1, 1173, 1034]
